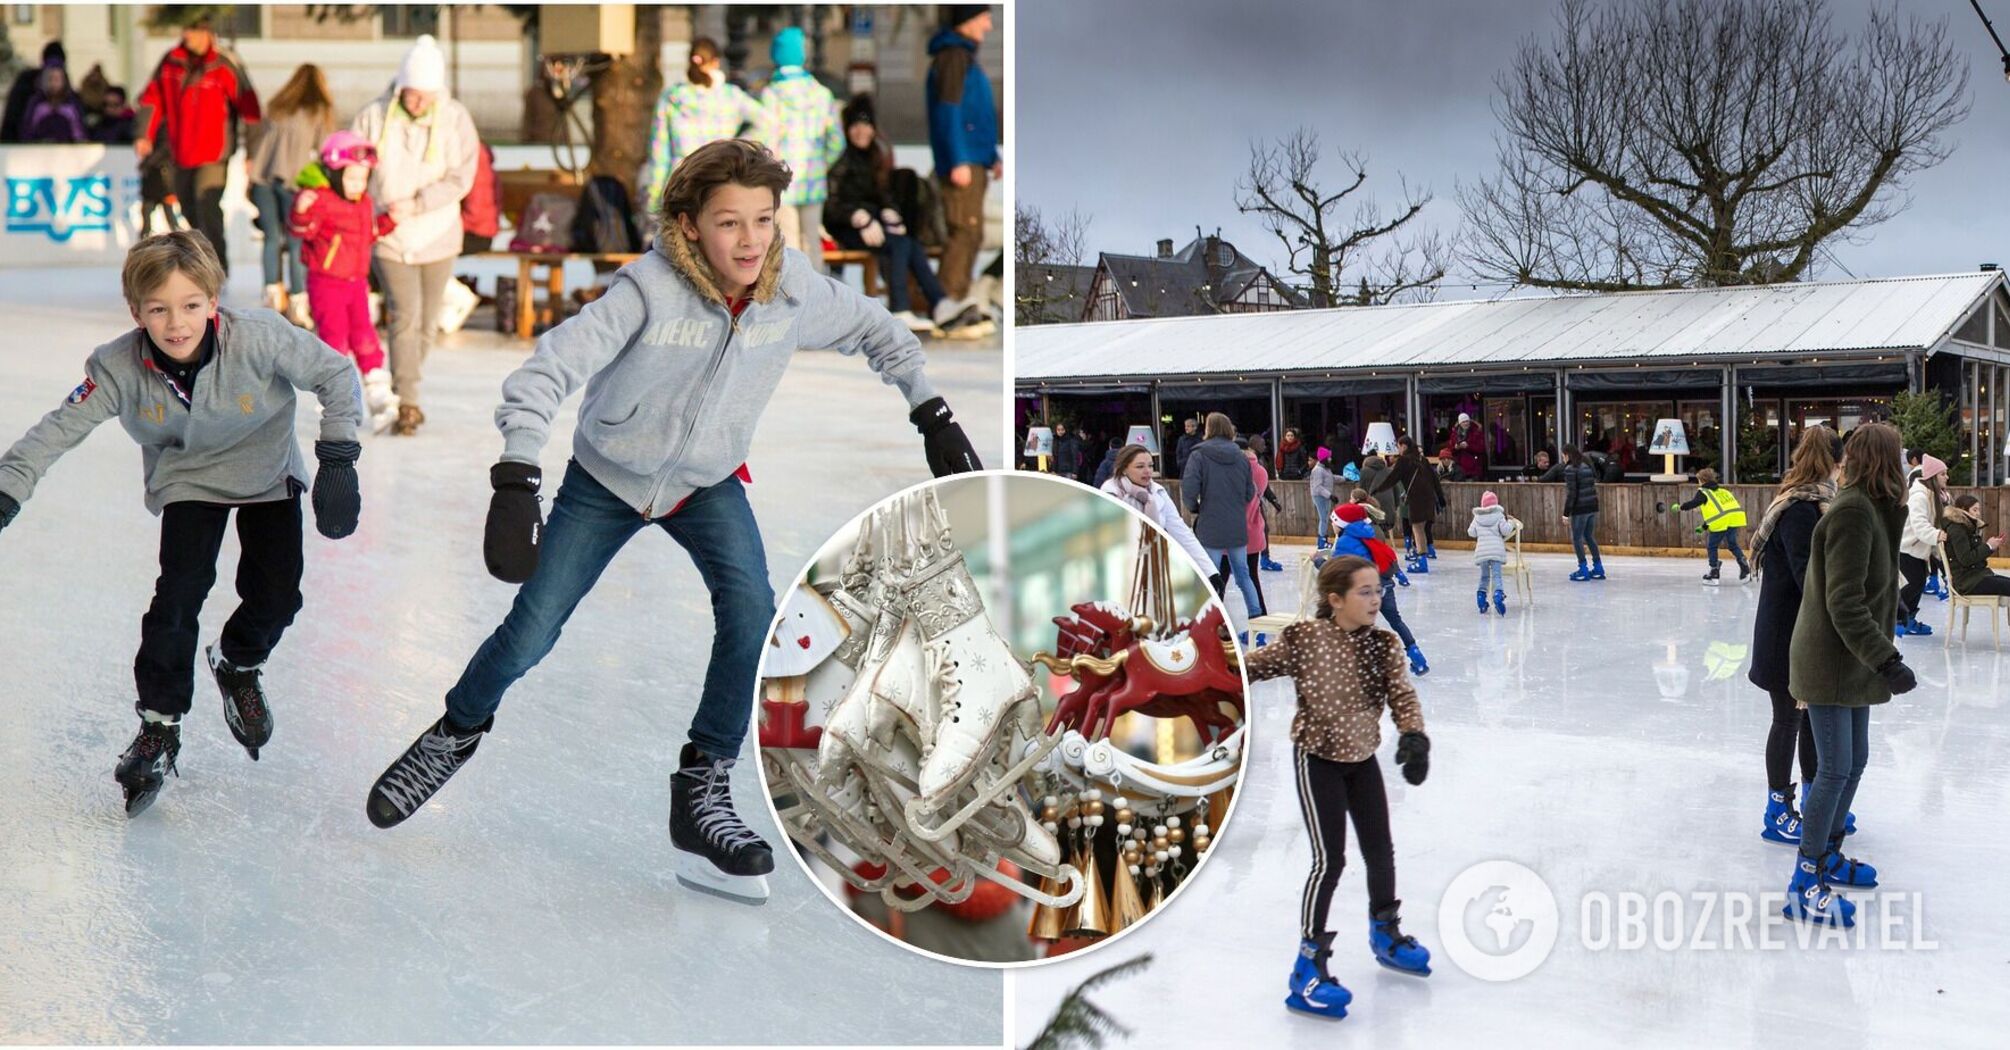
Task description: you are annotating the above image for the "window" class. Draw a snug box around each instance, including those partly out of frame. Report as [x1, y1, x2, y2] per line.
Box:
[1481, 397, 1529, 469]
[213, 5, 262, 39]
[1575, 400, 1673, 474]
[1739, 398, 1783, 484]
[1676, 400, 1722, 474]
[380, 5, 440, 39]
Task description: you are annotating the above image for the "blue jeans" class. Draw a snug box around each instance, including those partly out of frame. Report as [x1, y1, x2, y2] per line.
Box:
[248, 179, 305, 292]
[1313, 495, 1334, 543]
[445, 461, 775, 759]
[1476, 560, 1503, 592]
[1207, 544, 1262, 619]
[883, 232, 947, 315]
[1799, 704, 1869, 859]
[1706, 526, 1749, 570]
[1570, 512, 1601, 564]
[1378, 579, 1416, 648]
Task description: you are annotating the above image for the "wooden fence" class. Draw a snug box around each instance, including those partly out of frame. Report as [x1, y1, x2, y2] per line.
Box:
[1157, 478, 2010, 555]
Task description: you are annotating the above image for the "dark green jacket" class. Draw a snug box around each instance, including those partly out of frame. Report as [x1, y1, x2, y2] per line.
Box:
[1788, 484, 1905, 707]
[1943, 515, 1998, 595]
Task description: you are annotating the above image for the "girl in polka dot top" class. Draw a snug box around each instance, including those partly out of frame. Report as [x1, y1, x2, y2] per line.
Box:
[1247, 554, 1434, 1014]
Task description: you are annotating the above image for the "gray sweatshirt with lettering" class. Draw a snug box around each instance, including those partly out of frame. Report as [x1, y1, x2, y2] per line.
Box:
[0, 308, 364, 515]
[494, 232, 939, 517]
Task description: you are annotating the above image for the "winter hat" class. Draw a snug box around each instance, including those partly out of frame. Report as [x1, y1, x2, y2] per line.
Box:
[40, 41, 64, 69]
[841, 93, 875, 129]
[770, 27, 807, 69]
[396, 34, 447, 92]
[1335, 503, 1368, 524]
[1457, 412, 1472, 424]
[1921, 453, 1948, 481]
[945, 5, 990, 29]
[1315, 446, 1332, 462]
[1480, 491, 1500, 508]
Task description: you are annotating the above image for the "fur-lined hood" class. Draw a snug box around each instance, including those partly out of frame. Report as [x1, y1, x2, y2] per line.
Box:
[1944, 502, 1984, 530]
[658, 227, 787, 309]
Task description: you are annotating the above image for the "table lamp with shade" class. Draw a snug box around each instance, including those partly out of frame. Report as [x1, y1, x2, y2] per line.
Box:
[1648, 418, 1690, 482]
[1024, 426, 1054, 471]
[1125, 425, 1161, 455]
[1362, 421, 1399, 458]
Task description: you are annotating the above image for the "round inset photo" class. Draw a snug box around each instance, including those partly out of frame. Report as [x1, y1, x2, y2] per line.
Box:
[756, 471, 1249, 965]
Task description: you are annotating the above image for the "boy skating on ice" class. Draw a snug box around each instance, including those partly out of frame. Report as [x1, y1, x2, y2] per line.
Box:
[363, 139, 981, 904]
[1246, 556, 1433, 1019]
[290, 130, 399, 431]
[0, 231, 365, 815]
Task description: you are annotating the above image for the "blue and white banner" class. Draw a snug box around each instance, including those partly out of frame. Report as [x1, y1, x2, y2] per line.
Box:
[0, 144, 255, 270]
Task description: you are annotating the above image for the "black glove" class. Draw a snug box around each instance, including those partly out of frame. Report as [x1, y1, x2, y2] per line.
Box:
[310, 440, 361, 540]
[1208, 573, 1226, 597]
[1394, 731, 1430, 786]
[910, 397, 982, 477]
[0, 491, 19, 535]
[484, 461, 544, 583]
[1876, 653, 1916, 695]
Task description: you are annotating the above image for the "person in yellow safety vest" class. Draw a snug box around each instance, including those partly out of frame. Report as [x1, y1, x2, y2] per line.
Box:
[1675, 466, 1751, 585]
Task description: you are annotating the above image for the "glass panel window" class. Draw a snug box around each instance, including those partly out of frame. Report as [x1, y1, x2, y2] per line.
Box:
[1480, 396, 1529, 470]
[1738, 398, 1783, 484]
[1575, 400, 1672, 474]
[1676, 399, 1723, 475]
[381, 5, 441, 38]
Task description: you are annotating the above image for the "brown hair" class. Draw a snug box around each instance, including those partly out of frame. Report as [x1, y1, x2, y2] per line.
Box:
[1777, 424, 1838, 495]
[122, 230, 224, 309]
[1840, 422, 1905, 505]
[656, 138, 793, 233]
[1313, 555, 1378, 620]
[1696, 467, 1718, 486]
[266, 64, 334, 128]
[1953, 493, 1981, 512]
[1112, 443, 1152, 480]
[1203, 412, 1235, 441]
[1349, 487, 1371, 503]
[688, 37, 721, 86]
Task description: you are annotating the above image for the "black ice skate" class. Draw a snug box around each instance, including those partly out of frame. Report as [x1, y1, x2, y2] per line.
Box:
[366, 714, 492, 829]
[115, 717, 181, 817]
[207, 644, 273, 760]
[669, 743, 775, 904]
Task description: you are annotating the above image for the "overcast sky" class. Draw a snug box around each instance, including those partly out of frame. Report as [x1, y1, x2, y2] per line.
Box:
[1014, 0, 2010, 298]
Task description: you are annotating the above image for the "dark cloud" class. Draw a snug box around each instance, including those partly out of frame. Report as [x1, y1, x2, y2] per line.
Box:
[1015, 0, 2010, 292]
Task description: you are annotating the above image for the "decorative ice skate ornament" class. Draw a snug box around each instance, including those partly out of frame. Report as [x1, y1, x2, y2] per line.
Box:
[766, 585, 850, 678]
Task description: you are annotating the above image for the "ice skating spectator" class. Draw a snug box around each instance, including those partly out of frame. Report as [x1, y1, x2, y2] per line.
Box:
[1241, 443, 1273, 610]
[1309, 448, 1335, 550]
[1183, 412, 1261, 619]
[1048, 421, 1084, 480]
[1103, 443, 1215, 586]
[247, 64, 335, 323]
[758, 27, 842, 271]
[1, 39, 64, 142]
[1174, 417, 1201, 476]
[644, 36, 764, 216]
[350, 33, 479, 437]
[1675, 466, 1750, 585]
[1468, 491, 1519, 614]
[1941, 495, 2010, 598]
[824, 93, 981, 336]
[1542, 444, 1604, 581]
[1783, 421, 1910, 927]
[1447, 412, 1485, 480]
[1359, 451, 1398, 531]
[19, 66, 87, 143]
[90, 85, 136, 144]
[1090, 436, 1122, 488]
[1747, 425, 1840, 847]
[1895, 453, 1949, 635]
[926, 5, 998, 305]
[1529, 448, 1552, 477]
[1278, 428, 1310, 479]
[135, 15, 260, 276]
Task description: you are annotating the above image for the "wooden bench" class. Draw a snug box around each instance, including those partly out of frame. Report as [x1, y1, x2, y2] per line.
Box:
[465, 250, 643, 340]
[826, 244, 945, 298]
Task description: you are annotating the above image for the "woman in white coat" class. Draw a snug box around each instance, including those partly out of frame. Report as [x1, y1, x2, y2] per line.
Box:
[1102, 443, 1220, 590]
[1895, 453, 1949, 635]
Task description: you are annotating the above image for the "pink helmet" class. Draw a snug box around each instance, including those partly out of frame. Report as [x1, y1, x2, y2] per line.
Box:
[319, 130, 378, 170]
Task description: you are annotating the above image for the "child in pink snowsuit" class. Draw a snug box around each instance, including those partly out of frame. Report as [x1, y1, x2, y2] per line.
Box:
[291, 131, 398, 428]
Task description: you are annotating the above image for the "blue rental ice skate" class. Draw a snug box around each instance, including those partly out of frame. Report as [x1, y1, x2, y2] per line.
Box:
[1760, 788, 1802, 845]
[1394, 567, 1410, 587]
[1823, 851, 1878, 888]
[1801, 783, 1857, 836]
[1262, 554, 1286, 572]
[1405, 643, 1429, 677]
[1406, 556, 1430, 575]
[1284, 933, 1351, 1019]
[1476, 589, 1490, 614]
[1369, 903, 1432, 976]
[1569, 562, 1591, 582]
[1493, 588, 1507, 615]
[1783, 853, 1856, 927]
[1588, 560, 1606, 580]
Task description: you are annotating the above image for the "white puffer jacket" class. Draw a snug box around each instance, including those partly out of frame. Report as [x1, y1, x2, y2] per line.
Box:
[1899, 478, 1944, 561]
[1468, 504, 1519, 563]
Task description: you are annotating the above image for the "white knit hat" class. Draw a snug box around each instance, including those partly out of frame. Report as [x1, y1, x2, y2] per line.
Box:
[396, 34, 447, 92]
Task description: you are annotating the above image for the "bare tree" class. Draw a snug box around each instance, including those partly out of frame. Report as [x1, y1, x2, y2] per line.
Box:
[1459, 0, 1971, 291]
[1015, 203, 1094, 325]
[1234, 128, 1448, 307]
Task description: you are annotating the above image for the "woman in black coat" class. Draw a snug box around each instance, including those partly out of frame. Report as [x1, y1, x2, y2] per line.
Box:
[1746, 425, 1840, 846]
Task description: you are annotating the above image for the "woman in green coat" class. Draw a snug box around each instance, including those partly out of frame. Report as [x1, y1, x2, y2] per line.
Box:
[1783, 422, 1916, 927]
[1941, 495, 2010, 597]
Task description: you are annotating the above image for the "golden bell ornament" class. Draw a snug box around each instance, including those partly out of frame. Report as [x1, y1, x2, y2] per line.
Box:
[1109, 861, 1148, 932]
[1062, 850, 1110, 937]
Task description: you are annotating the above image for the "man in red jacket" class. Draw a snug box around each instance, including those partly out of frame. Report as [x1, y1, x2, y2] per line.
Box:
[134, 16, 260, 276]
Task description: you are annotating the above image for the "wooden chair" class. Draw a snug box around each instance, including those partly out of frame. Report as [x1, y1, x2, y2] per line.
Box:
[1507, 521, 1534, 606]
[1938, 539, 2007, 649]
[1246, 554, 1320, 646]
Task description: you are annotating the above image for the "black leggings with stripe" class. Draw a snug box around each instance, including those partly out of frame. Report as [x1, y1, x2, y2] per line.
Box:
[1295, 748, 1396, 939]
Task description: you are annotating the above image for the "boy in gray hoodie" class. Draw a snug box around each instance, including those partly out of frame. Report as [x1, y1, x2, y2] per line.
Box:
[364, 139, 980, 904]
[0, 231, 366, 816]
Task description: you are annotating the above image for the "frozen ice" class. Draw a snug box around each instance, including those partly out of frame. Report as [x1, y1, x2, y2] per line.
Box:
[0, 266, 1002, 1044]
[1013, 542, 2009, 1045]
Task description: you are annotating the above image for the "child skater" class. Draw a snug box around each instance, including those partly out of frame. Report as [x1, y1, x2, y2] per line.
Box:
[1675, 466, 1750, 584]
[1324, 503, 1428, 676]
[0, 231, 365, 815]
[1247, 555, 1432, 1020]
[1467, 490, 1520, 614]
[1349, 485, 1407, 586]
[290, 130, 399, 431]
[361, 139, 981, 904]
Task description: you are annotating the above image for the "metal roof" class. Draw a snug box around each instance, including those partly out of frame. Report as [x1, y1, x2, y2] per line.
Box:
[1015, 271, 2007, 382]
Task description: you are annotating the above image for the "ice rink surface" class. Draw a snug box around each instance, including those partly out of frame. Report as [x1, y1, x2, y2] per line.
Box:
[0, 267, 1003, 1044]
[1016, 542, 2010, 1047]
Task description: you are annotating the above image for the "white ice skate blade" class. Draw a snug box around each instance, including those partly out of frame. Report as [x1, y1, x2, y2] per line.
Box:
[673, 850, 771, 905]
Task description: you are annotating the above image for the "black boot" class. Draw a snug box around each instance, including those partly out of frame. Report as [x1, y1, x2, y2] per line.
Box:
[669, 743, 774, 903]
[366, 714, 492, 829]
[207, 645, 272, 760]
[116, 716, 182, 817]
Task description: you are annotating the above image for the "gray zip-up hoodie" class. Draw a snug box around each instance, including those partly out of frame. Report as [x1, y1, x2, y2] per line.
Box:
[493, 231, 938, 517]
[0, 308, 363, 515]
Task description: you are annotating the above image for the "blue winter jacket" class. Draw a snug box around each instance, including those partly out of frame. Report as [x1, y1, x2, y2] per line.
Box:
[1330, 519, 1380, 564]
[925, 28, 998, 177]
